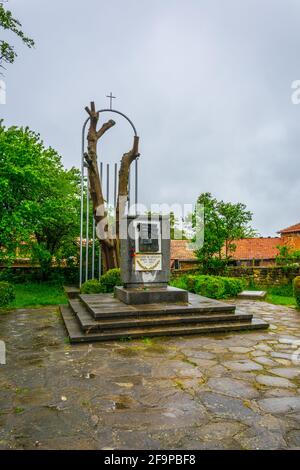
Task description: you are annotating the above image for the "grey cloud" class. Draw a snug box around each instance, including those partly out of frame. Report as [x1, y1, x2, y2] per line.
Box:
[1, 0, 300, 236]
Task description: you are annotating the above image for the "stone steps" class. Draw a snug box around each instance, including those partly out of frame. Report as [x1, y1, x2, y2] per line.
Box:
[60, 292, 269, 343]
[60, 304, 268, 343]
[79, 293, 236, 319]
[63, 285, 80, 299]
[69, 299, 253, 332]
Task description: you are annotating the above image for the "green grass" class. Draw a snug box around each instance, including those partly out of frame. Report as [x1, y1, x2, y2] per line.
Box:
[1, 279, 298, 311]
[265, 294, 296, 307]
[222, 280, 298, 308]
[247, 283, 296, 307]
[9, 282, 68, 309]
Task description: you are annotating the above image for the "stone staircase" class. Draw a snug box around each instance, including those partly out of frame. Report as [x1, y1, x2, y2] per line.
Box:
[60, 291, 269, 343]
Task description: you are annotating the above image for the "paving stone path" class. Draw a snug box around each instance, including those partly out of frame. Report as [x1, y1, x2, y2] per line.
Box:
[0, 300, 300, 449]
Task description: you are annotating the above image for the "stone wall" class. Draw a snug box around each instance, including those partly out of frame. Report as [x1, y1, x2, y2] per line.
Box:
[171, 265, 300, 286]
[227, 266, 300, 286]
[0, 266, 78, 284]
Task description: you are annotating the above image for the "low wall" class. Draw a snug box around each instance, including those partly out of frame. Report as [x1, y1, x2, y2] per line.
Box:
[0, 266, 79, 284]
[171, 268, 199, 278]
[227, 266, 300, 286]
[171, 265, 300, 286]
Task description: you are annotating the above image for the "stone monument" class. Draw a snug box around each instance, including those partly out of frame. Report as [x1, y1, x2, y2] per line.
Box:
[115, 215, 188, 304]
[61, 213, 269, 342]
[60, 103, 269, 342]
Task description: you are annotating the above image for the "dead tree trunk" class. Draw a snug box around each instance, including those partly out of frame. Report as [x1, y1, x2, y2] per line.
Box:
[84, 102, 139, 272]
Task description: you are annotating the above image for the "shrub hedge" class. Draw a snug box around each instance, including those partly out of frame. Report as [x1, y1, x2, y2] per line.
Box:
[80, 279, 104, 294]
[170, 274, 246, 300]
[0, 281, 15, 307]
[81, 268, 122, 294]
[293, 276, 300, 308]
[0, 266, 79, 285]
[99, 268, 121, 293]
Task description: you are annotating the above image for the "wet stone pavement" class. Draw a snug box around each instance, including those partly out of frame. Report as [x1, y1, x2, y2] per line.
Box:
[0, 300, 300, 450]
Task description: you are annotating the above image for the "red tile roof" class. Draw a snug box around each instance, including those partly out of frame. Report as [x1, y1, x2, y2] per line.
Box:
[171, 238, 283, 261]
[278, 223, 300, 234]
[170, 240, 196, 260]
[226, 237, 282, 260]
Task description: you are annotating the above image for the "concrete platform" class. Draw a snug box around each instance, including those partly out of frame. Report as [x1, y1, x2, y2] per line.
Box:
[238, 290, 267, 300]
[114, 285, 188, 304]
[69, 298, 253, 332]
[80, 292, 236, 318]
[60, 292, 269, 343]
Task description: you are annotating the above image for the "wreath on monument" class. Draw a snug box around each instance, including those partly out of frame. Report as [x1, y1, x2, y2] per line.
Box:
[135, 258, 161, 271]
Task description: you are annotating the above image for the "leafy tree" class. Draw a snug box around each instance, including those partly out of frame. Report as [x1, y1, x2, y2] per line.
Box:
[195, 192, 255, 273]
[276, 245, 300, 267]
[0, 1, 34, 69]
[0, 123, 80, 278]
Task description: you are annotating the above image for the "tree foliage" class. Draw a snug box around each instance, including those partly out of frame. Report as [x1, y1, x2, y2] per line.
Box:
[0, 123, 80, 277]
[195, 192, 256, 273]
[0, 1, 34, 68]
[276, 245, 300, 267]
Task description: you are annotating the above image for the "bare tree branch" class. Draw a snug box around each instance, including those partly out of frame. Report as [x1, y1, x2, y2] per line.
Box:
[97, 119, 116, 139]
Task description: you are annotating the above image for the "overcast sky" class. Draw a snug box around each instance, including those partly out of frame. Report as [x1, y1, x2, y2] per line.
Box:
[1, 0, 300, 236]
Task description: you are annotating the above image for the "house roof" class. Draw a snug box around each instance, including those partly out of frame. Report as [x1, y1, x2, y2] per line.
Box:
[170, 221, 300, 262]
[227, 237, 282, 260]
[170, 240, 196, 260]
[171, 237, 283, 262]
[278, 222, 300, 234]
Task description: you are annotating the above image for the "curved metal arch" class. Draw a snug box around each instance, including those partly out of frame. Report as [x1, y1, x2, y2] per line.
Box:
[81, 107, 138, 170]
[79, 108, 138, 286]
[82, 108, 138, 149]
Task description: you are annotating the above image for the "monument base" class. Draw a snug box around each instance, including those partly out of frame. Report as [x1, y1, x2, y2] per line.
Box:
[60, 291, 269, 343]
[114, 285, 188, 305]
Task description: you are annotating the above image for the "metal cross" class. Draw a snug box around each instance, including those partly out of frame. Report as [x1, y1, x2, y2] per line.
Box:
[106, 92, 116, 110]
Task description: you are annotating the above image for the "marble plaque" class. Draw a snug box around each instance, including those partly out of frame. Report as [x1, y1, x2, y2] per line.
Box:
[135, 253, 162, 271]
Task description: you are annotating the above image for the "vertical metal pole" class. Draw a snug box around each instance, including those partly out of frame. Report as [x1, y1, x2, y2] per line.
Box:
[79, 124, 86, 287]
[135, 158, 138, 215]
[106, 163, 110, 205]
[114, 163, 117, 208]
[92, 217, 95, 279]
[79, 171, 84, 287]
[99, 162, 103, 279]
[85, 180, 89, 282]
[128, 167, 131, 214]
[98, 241, 101, 279]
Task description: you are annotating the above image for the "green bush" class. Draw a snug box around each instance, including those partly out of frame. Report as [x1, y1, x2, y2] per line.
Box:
[0, 281, 15, 307]
[80, 279, 104, 294]
[81, 269, 122, 295]
[293, 277, 300, 308]
[221, 277, 247, 297]
[170, 275, 189, 290]
[169, 274, 245, 300]
[99, 268, 122, 293]
[186, 275, 199, 293]
[194, 276, 225, 299]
